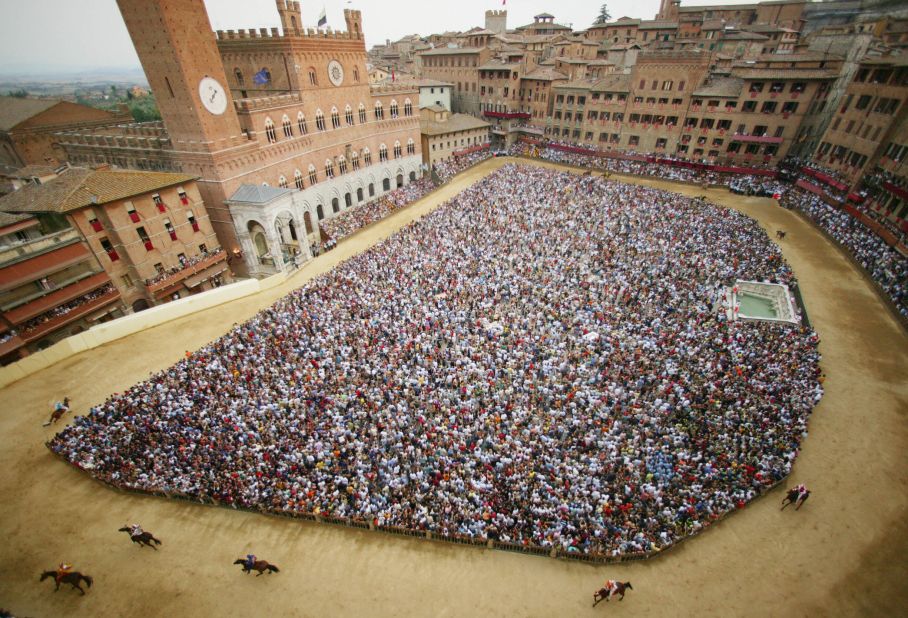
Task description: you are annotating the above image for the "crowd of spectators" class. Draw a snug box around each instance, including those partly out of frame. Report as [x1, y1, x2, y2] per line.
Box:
[781, 187, 907, 316]
[0, 330, 17, 345]
[433, 150, 493, 184]
[320, 178, 436, 244]
[144, 248, 224, 286]
[50, 165, 822, 557]
[18, 283, 116, 335]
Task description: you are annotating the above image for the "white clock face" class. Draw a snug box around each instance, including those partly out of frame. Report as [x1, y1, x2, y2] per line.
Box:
[328, 60, 344, 87]
[199, 77, 228, 115]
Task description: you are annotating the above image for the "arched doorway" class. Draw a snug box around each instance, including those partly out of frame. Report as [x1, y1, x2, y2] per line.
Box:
[382, 178, 390, 191]
[409, 171, 416, 182]
[344, 192, 352, 207]
[317, 204, 324, 220]
[368, 183, 375, 197]
[288, 220, 298, 241]
[396, 174, 404, 188]
[331, 197, 339, 213]
[132, 299, 150, 312]
[356, 188, 363, 202]
[303, 211, 313, 234]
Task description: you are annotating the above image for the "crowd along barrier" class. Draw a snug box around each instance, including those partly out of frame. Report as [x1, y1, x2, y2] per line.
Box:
[47, 447, 794, 566]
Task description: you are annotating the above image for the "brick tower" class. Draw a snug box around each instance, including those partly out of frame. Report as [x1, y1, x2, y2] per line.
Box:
[115, 0, 244, 151]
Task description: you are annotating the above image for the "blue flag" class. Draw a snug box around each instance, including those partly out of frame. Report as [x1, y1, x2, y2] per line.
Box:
[253, 68, 270, 85]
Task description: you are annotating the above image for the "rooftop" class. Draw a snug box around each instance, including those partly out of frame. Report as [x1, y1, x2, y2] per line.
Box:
[421, 112, 490, 136]
[0, 167, 197, 215]
[0, 97, 58, 131]
[226, 184, 295, 205]
[419, 46, 484, 56]
[692, 76, 745, 97]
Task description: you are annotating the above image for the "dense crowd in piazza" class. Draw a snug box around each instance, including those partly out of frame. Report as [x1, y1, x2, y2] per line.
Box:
[781, 187, 908, 317]
[49, 165, 823, 557]
[433, 150, 494, 184]
[319, 178, 436, 243]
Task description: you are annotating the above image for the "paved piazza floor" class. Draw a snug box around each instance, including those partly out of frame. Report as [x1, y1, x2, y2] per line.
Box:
[0, 158, 905, 617]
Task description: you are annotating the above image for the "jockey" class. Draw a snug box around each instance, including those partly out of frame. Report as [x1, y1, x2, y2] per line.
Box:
[56, 562, 72, 584]
[129, 523, 144, 538]
[605, 579, 619, 598]
[55, 397, 70, 412]
[244, 554, 256, 570]
[796, 484, 809, 499]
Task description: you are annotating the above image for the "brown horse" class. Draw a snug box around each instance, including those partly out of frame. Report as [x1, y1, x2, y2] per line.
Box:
[781, 488, 810, 511]
[39, 570, 93, 595]
[42, 397, 70, 426]
[118, 527, 163, 549]
[234, 558, 280, 576]
[776, 230, 787, 240]
[593, 582, 633, 606]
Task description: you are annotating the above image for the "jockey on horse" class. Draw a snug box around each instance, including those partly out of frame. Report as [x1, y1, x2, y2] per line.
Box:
[128, 523, 144, 540]
[605, 579, 620, 600]
[55, 562, 73, 585]
[244, 553, 257, 571]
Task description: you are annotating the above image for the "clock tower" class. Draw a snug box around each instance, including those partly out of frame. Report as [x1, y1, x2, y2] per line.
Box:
[116, 0, 244, 150]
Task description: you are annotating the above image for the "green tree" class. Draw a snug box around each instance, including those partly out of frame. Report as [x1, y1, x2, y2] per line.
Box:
[7, 88, 29, 98]
[594, 4, 611, 24]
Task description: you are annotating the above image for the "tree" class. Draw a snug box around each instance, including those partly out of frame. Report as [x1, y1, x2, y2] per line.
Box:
[594, 4, 611, 24]
[7, 88, 28, 98]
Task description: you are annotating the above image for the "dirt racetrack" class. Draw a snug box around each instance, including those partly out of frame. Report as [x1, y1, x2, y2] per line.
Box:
[0, 157, 906, 617]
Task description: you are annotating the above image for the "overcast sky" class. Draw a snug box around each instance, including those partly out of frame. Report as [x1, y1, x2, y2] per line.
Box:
[0, 0, 762, 75]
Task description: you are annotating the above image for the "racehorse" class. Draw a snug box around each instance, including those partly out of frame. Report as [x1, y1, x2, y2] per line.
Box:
[39, 570, 93, 595]
[776, 230, 787, 240]
[593, 582, 633, 606]
[234, 558, 280, 576]
[118, 526, 163, 549]
[781, 488, 810, 511]
[42, 397, 70, 426]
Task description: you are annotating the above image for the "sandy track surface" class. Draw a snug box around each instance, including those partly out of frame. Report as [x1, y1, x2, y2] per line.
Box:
[0, 158, 905, 617]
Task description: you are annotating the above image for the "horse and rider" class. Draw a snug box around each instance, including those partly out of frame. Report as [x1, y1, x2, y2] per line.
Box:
[40, 562, 92, 595]
[118, 523, 163, 549]
[234, 554, 280, 576]
[781, 484, 811, 511]
[43, 397, 70, 426]
[593, 580, 633, 606]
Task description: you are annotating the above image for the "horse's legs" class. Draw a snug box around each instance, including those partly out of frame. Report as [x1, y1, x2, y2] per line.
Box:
[72, 582, 84, 595]
[781, 500, 790, 511]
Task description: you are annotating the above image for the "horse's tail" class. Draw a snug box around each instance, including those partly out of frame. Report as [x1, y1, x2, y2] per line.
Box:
[267, 564, 280, 573]
[83, 574, 93, 588]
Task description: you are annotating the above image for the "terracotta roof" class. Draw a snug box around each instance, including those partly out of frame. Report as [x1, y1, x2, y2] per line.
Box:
[417, 79, 454, 87]
[722, 31, 769, 41]
[420, 112, 490, 136]
[731, 68, 839, 80]
[0, 167, 197, 214]
[0, 211, 33, 229]
[419, 46, 483, 55]
[478, 62, 520, 71]
[692, 76, 744, 97]
[0, 96, 58, 131]
[638, 21, 679, 30]
[3, 164, 60, 179]
[522, 67, 569, 81]
[591, 74, 632, 92]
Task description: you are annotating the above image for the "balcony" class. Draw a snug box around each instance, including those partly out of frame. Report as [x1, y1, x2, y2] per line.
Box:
[483, 111, 531, 119]
[731, 134, 784, 144]
[4, 272, 112, 324]
[0, 227, 82, 268]
[145, 250, 228, 294]
[19, 287, 121, 343]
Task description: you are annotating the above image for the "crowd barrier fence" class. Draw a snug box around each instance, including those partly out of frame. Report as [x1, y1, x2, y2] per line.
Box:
[47, 447, 792, 566]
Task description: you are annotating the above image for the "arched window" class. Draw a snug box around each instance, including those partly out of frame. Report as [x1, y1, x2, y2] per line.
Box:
[382, 177, 391, 191]
[362, 147, 372, 166]
[338, 155, 348, 174]
[331, 197, 339, 213]
[374, 101, 384, 121]
[357, 187, 364, 202]
[278, 175, 288, 188]
[393, 141, 402, 158]
[354, 67, 360, 82]
[379, 143, 388, 162]
[331, 106, 340, 129]
[324, 158, 335, 178]
[297, 112, 307, 135]
[235, 68, 245, 87]
[345, 192, 352, 207]
[345, 104, 354, 125]
[407, 138, 415, 155]
[358, 103, 367, 124]
[404, 99, 413, 116]
[264, 117, 277, 143]
[315, 109, 326, 131]
[294, 169, 304, 190]
[351, 150, 360, 170]
[307, 67, 318, 86]
[282, 114, 293, 138]
[308, 163, 318, 185]
[390, 100, 399, 118]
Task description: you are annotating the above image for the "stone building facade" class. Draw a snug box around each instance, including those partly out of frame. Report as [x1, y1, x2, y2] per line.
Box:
[419, 106, 490, 166]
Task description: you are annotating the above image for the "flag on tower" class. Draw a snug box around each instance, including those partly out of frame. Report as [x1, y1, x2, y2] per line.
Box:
[317, 7, 327, 28]
[253, 68, 270, 85]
